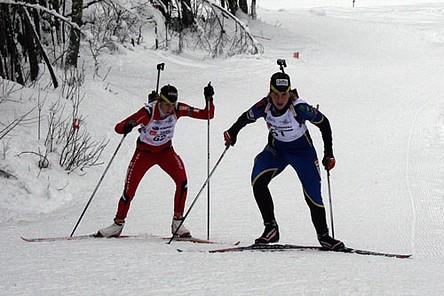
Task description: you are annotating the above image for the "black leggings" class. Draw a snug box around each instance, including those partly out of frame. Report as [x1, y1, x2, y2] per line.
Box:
[252, 170, 329, 235]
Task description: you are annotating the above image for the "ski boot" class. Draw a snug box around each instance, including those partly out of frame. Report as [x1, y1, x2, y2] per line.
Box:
[96, 220, 124, 238]
[171, 217, 191, 238]
[318, 232, 345, 250]
[255, 220, 279, 244]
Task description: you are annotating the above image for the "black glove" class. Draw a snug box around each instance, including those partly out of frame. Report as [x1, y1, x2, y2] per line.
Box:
[123, 120, 137, 134]
[290, 88, 299, 98]
[148, 90, 158, 103]
[322, 154, 336, 171]
[204, 82, 214, 103]
[223, 129, 237, 147]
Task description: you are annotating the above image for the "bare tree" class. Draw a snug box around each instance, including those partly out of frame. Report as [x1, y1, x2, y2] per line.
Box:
[0, 4, 25, 84]
[186, 1, 263, 56]
[57, 68, 109, 172]
[0, 0, 81, 86]
[20, 7, 59, 87]
[58, 89, 108, 173]
[21, 8, 39, 81]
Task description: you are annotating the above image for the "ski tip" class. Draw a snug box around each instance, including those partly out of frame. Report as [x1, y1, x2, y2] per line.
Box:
[396, 254, 413, 259]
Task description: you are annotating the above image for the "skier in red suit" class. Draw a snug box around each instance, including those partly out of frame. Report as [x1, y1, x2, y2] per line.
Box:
[97, 83, 215, 238]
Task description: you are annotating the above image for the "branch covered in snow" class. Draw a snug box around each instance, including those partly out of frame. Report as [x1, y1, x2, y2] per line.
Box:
[0, 107, 36, 140]
[0, 0, 82, 31]
[204, 0, 261, 54]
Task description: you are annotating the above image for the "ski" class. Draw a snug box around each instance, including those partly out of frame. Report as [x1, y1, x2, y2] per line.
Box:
[208, 243, 411, 259]
[21, 234, 239, 245]
[21, 234, 98, 242]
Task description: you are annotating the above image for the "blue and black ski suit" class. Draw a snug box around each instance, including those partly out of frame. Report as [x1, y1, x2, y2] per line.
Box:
[226, 95, 334, 236]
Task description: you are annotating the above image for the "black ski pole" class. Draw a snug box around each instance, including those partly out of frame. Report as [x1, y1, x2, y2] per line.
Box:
[70, 134, 127, 237]
[326, 170, 335, 238]
[168, 145, 230, 244]
[205, 81, 213, 240]
[206, 93, 211, 240]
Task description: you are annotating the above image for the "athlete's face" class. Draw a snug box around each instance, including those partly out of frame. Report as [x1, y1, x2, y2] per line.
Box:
[159, 101, 175, 114]
[270, 91, 291, 110]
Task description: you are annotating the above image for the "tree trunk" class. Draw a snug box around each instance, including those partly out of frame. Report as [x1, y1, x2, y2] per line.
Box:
[0, 6, 8, 79]
[239, 0, 247, 14]
[21, 11, 39, 81]
[250, 0, 257, 19]
[1, 6, 24, 84]
[0, 54, 4, 80]
[158, 0, 171, 23]
[21, 7, 58, 87]
[226, 0, 238, 15]
[65, 0, 83, 68]
[181, 0, 194, 28]
[50, 0, 61, 37]
[30, 0, 41, 39]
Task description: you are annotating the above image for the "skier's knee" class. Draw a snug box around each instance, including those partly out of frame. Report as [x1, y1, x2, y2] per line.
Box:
[252, 171, 273, 190]
[304, 191, 324, 208]
[120, 193, 133, 204]
[178, 180, 188, 192]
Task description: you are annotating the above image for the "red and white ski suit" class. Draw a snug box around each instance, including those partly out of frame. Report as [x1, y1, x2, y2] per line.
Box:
[113, 100, 215, 222]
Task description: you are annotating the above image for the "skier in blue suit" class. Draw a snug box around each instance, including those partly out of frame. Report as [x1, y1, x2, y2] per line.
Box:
[224, 72, 345, 250]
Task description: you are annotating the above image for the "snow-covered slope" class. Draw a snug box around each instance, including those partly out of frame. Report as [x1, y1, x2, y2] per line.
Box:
[1, 1, 444, 295]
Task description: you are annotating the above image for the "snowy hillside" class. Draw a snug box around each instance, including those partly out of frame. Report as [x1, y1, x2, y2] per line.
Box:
[1, 1, 444, 295]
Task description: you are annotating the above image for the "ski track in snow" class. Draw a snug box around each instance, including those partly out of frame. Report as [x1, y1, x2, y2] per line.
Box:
[406, 89, 444, 257]
[2, 2, 444, 295]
